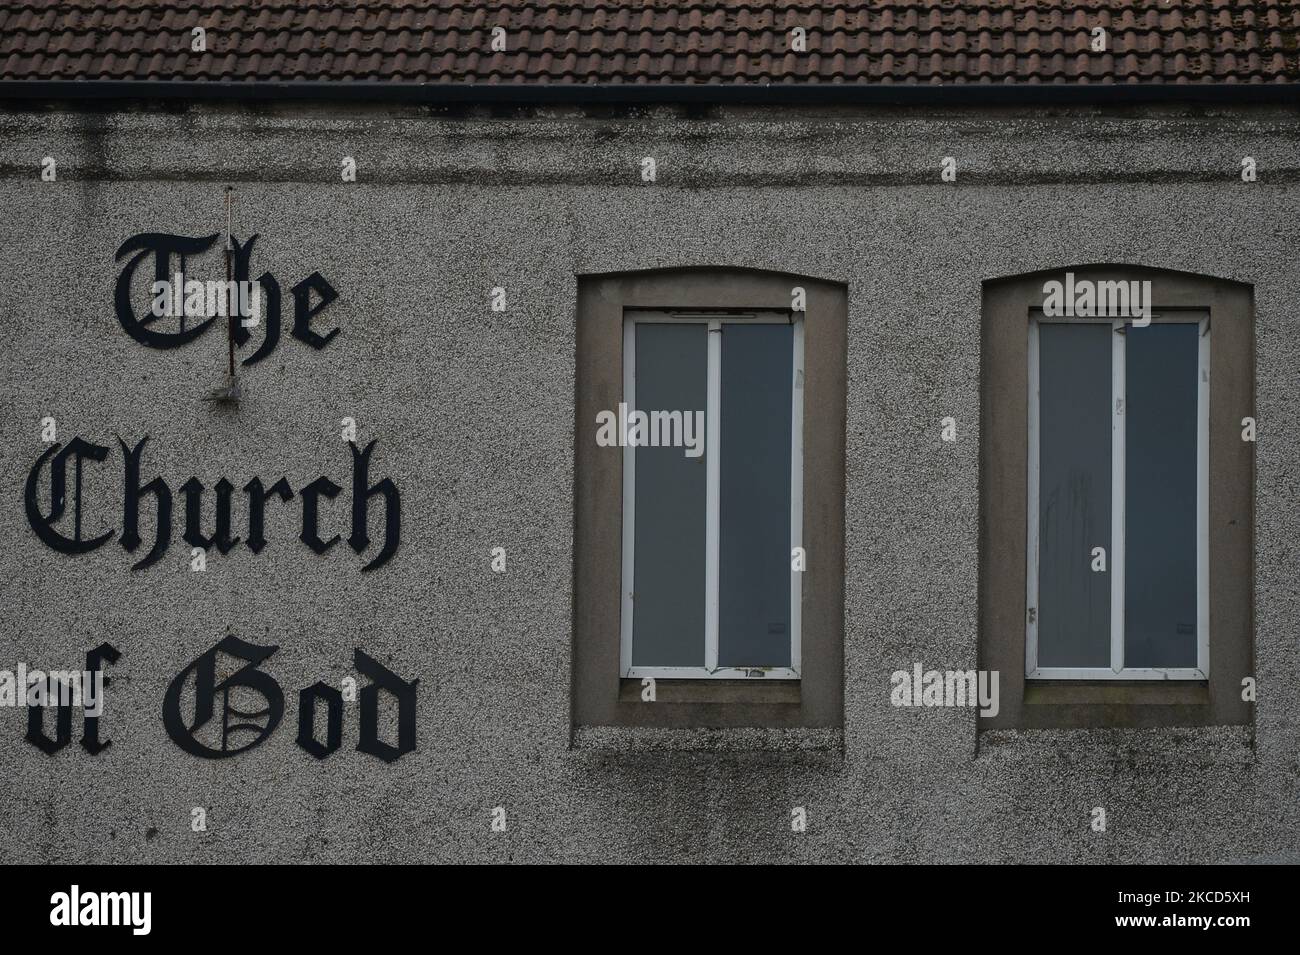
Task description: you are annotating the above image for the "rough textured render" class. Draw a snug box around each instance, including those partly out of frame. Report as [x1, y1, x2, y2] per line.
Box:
[0, 1, 1297, 84]
[0, 101, 1296, 862]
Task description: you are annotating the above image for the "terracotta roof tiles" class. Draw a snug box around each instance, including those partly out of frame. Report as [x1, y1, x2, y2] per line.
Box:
[0, 1, 1295, 85]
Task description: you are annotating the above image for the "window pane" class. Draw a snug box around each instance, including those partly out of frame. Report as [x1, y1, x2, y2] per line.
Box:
[1125, 323, 1199, 668]
[631, 323, 708, 667]
[1037, 323, 1112, 668]
[718, 323, 793, 668]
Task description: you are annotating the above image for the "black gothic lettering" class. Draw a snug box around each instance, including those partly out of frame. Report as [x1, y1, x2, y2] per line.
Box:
[113, 232, 337, 361]
[114, 233, 220, 348]
[244, 477, 294, 553]
[180, 477, 241, 554]
[296, 681, 343, 760]
[244, 272, 281, 366]
[300, 476, 342, 553]
[355, 649, 417, 764]
[24, 438, 112, 554]
[25, 676, 74, 755]
[349, 440, 401, 572]
[290, 272, 340, 349]
[163, 636, 283, 759]
[228, 234, 257, 351]
[119, 436, 171, 570]
[24, 438, 399, 571]
[81, 642, 120, 755]
[18, 642, 417, 763]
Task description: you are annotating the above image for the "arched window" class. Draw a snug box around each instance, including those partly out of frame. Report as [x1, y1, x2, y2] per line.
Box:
[980, 266, 1253, 730]
[573, 268, 846, 731]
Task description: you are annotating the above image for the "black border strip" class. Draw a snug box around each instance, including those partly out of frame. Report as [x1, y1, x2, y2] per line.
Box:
[1, 79, 1299, 106]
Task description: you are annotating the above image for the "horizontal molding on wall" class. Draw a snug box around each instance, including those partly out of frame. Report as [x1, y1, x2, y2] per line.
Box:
[5, 164, 1300, 187]
[2, 106, 1300, 186]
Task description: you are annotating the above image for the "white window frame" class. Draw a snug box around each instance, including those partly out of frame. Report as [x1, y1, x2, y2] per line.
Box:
[620, 308, 804, 680]
[1026, 310, 1209, 681]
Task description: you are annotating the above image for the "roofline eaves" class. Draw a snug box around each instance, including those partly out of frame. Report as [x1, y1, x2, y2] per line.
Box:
[1, 79, 1299, 108]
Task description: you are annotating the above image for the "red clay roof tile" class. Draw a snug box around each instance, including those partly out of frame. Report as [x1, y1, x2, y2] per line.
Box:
[0, 1, 1295, 85]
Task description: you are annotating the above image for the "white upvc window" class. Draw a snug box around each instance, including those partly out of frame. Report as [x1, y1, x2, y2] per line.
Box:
[620, 309, 803, 680]
[1027, 311, 1209, 680]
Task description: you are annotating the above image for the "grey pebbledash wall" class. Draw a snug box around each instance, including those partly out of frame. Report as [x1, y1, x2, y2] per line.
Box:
[0, 101, 1298, 864]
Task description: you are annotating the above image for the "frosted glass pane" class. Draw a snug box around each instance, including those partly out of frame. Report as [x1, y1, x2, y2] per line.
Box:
[1037, 323, 1112, 668]
[718, 323, 793, 668]
[1125, 323, 1199, 669]
[631, 323, 708, 667]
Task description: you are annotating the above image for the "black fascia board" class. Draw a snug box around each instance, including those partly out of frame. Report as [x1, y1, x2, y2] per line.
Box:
[1, 79, 1298, 107]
